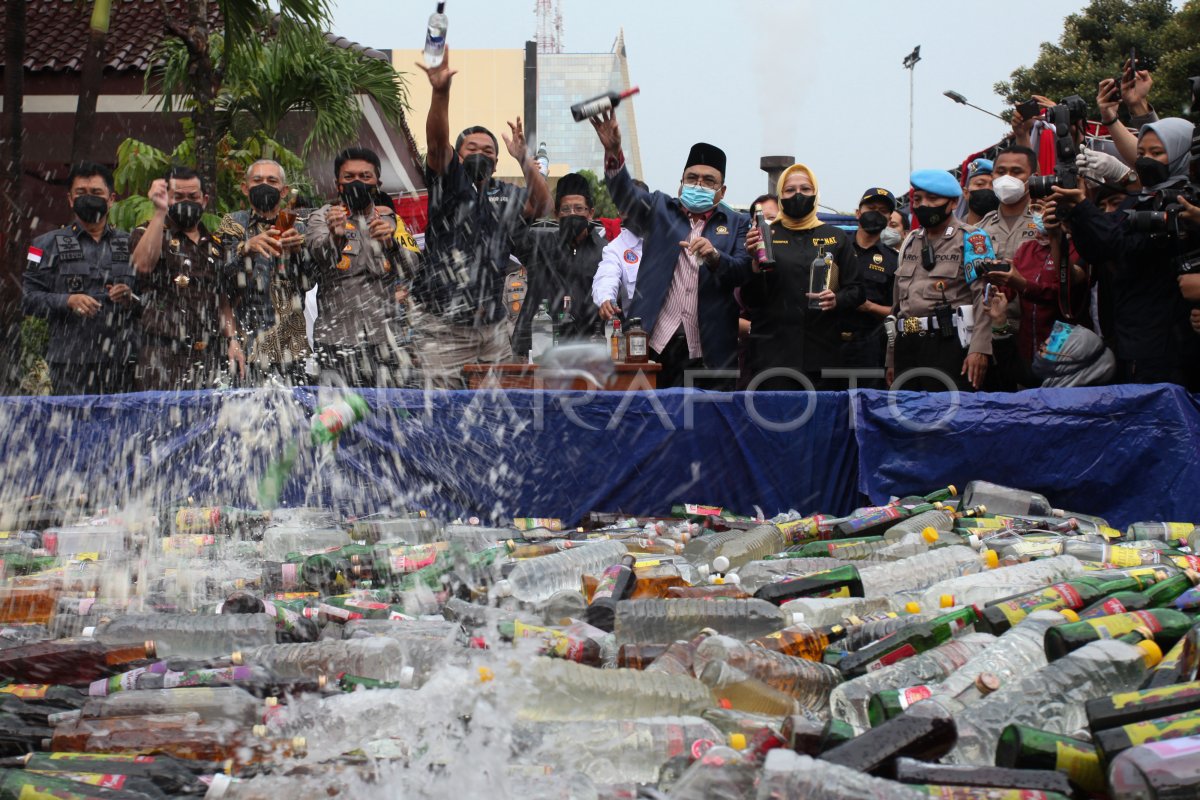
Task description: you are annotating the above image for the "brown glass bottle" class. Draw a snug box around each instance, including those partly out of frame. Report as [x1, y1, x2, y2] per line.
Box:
[0, 640, 155, 685]
[624, 317, 649, 364]
[748, 622, 848, 662]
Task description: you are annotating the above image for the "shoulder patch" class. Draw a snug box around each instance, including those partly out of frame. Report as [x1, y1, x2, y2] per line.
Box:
[623, 249, 639, 264]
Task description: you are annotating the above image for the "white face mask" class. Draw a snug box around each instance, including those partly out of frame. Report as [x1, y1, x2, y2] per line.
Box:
[992, 174, 1027, 205]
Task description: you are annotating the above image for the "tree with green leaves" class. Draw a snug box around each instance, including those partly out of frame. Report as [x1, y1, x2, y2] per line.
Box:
[577, 169, 620, 219]
[71, 0, 113, 164]
[995, 0, 1200, 123]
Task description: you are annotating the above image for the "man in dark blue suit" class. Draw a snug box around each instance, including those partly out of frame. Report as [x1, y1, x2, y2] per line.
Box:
[590, 110, 753, 389]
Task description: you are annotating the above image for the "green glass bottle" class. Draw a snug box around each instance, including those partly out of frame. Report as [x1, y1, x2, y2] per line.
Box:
[868, 684, 937, 727]
[994, 724, 1106, 796]
[788, 536, 885, 558]
[1139, 622, 1200, 689]
[1043, 608, 1195, 661]
[979, 573, 1156, 635]
[1094, 709, 1200, 766]
[835, 606, 980, 678]
[753, 565, 864, 605]
[829, 502, 941, 539]
[1086, 679, 1200, 733]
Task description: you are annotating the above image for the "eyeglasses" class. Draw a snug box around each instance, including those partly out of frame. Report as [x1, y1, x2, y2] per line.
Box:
[682, 173, 721, 190]
[558, 205, 591, 215]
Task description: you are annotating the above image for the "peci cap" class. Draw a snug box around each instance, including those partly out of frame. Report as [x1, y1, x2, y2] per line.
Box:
[685, 142, 727, 178]
[858, 187, 897, 211]
[910, 169, 963, 199]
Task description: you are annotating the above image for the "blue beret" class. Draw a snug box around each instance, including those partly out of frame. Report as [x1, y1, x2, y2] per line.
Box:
[967, 158, 993, 178]
[910, 169, 963, 199]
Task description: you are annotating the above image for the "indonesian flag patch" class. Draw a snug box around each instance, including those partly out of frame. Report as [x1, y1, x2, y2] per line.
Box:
[27, 247, 43, 264]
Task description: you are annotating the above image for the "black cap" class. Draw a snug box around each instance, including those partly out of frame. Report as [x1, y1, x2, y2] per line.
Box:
[685, 143, 727, 178]
[555, 172, 592, 207]
[858, 187, 897, 212]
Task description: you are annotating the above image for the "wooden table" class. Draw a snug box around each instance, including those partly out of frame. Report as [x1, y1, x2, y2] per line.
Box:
[463, 362, 662, 390]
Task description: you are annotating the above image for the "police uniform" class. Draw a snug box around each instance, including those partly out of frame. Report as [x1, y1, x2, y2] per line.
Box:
[889, 218, 993, 392]
[218, 209, 313, 384]
[978, 207, 1039, 262]
[21, 223, 139, 395]
[840, 239, 898, 378]
[128, 222, 229, 391]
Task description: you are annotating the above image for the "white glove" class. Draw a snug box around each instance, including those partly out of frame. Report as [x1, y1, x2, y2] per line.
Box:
[1075, 150, 1132, 185]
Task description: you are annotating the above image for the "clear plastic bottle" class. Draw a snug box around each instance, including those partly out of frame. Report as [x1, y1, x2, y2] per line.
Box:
[837, 612, 937, 652]
[781, 596, 895, 627]
[667, 744, 759, 800]
[947, 638, 1160, 765]
[861, 530, 938, 561]
[340, 619, 464, 688]
[518, 659, 712, 721]
[754, 749, 926, 799]
[500, 540, 627, 604]
[693, 635, 842, 712]
[829, 633, 997, 731]
[928, 609, 1068, 703]
[961, 480, 1057, 517]
[613, 598, 788, 647]
[234, 637, 406, 682]
[859, 546, 997, 598]
[683, 525, 788, 570]
[915, 554, 1085, 610]
[511, 716, 723, 785]
[531, 300, 554, 361]
[698, 661, 797, 716]
[259, 526, 349, 561]
[91, 613, 277, 658]
[422, 2, 448, 68]
[881, 509, 957, 542]
[644, 630, 713, 676]
[74, 686, 264, 726]
[733, 557, 848, 594]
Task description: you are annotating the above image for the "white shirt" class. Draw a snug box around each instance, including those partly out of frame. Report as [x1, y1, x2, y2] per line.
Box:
[591, 228, 643, 310]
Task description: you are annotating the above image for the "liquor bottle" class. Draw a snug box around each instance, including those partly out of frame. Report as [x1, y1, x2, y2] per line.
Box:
[1086, 679, 1200, 734]
[53, 723, 306, 771]
[753, 211, 775, 272]
[1043, 608, 1194, 661]
[820, 703, 958, 775]
[1139, 622, 1200, 689]
[781, 715, 856, 755]
[309, 394, 370, 446]
[698, 660, 798, 716]
[1108, 736, 1200, 797]
[17, 752, 210, 795]
[570, 86, 640, 122]
[609, 318, 625, 362]
[978, 572, 1154, 635]
[868, 673, 1001, 726]
[613, 598, 788, 647]
[644, 630, 713, 677]
[530, 300, 553, 362]
[808, 247, 832, 310]
[585, 554, 636, 632]
[0, 769, 155, 799]
[518, 659, 711, 721]
[892, 757, 1073, 795]
[693, 635, 842, 712]
[624, 317, 649, 364]
[960, 480, 1058, 517]
[1094, 709, 1200, 765]
[1123, 521, 1198, 544]
[748, 621, 848, 662]
[588, 321, 605, 345]
[994, 724, 1105, 796]
[423, 2, 448, 68]
[834, 606, 980, 678]
[0, 640, 155, 686]
[615, 642, 668, 670]
[755, 750, 926, 799]
[754, 566, 864, 605]
[500, 620, 603, 667]
[553, 295, 574, 347]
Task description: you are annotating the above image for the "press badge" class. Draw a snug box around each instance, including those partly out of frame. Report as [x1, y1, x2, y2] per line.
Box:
[961, 230, 996, 284]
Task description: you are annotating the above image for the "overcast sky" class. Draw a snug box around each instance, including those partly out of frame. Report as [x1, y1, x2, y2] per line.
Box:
[329, 0, 1089, 212]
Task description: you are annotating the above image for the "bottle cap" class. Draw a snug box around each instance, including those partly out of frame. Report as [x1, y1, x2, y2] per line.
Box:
[712, 576, 725, 585]
[264, 697, 279, 708]
[1059, 609, 1080, 623]
[982, 550, 999, 569]
[966, 534, 982, 551]
[1136, 639, 1163, 668]
[975, 672, 1001, 695]
[493, 580, 513, 599]
[904, 602, 922, 614]
[231, 651, 244, 666]
[939, 595, 955, 608]
[291, 736, 307, 754]
[729, 733, 747, 750]
[477, 666, 493, 684]
[725, 573, 741, 586]
[712, 556, 730, 573]
[947, 485, 958, 497]
[81, 626, 96, 638]
[251, 724, 267, 737]
[144, 641, 157, 658]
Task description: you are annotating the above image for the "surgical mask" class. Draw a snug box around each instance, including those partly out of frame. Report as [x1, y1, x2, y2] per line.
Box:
[1134, 156, 1171, 188]
[72, 195, 108, 225]
[781, 193, 816, 220]
[462, 153, 495, 184]
[248, 184, 281, 214]
[913, 202, 951, 229]
[1032, 212, 1046, 234]
[167, 201, 203, 230]
[558, 214, 591, 244]
[967, 188, 1000, 216]
[992, 175, 1027, 205]
[858, 210, 888, 235]
[340, 180, 375, 214]
[880, 227, 902, 248]
[679, 184, 717, 213]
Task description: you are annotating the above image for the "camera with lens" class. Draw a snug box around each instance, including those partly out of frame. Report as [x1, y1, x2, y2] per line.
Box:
[1028, 96, 1086, 199]
[1127, 184, 1200, 273]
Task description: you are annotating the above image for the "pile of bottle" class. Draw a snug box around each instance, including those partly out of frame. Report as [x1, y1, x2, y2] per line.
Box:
[0, 478, 1197, 798]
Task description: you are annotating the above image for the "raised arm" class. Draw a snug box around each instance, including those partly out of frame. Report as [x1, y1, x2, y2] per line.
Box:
[418, 49, 458, 176]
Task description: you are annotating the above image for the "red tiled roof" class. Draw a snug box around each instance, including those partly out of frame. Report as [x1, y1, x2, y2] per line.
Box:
[1, 0, 222, 73]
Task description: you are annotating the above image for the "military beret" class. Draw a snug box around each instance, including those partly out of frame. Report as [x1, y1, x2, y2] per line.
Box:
[910, 169, 963, 199]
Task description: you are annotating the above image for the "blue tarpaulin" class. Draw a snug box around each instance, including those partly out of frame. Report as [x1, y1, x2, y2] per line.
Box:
[0, 385, 1196, 528]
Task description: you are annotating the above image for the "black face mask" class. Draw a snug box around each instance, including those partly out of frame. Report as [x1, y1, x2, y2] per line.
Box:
[914, 202, 952, 229]
[781, 193, 816, 219]
[72, 195, 108, 225]
[248, 184, 281, 214]
[462, 153, 495, 184]
[967, 188, 1000, 216]
[558, 214, 591, 244]
[1134, 156, 1171, 188]
[167, 201, 204, 230]
[340, 180, 375, 214]
[858, 210, 888, 235]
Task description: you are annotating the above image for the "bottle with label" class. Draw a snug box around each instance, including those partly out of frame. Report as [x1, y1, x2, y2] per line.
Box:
[747, 621, 849, 662]
[753, 211, 775, 272]
[1086, 679, 1200, 734]
[530, 300, 553, 362]
[0, 639, 156, 686]
[977, 570, 1155, 635]
[17, 752, 209, 796]
[869, 673, 1002, 727]
[624, 317, 649, 363]
[834, 605, 981, 678]
[781, 715, 857, 755]
[692, 634, 842, 712]
[994, 724, 1106, 796]
[609, 318, 625, 362]
[589, 321, 605, 345]
[309, 394, 370, 446]
[960, 480, 1058, 517]
[570, 86, 640, 122]
[808, 247, 832, 310]
[892, 756, 1074, 795]
[1139, 622, 1200, 689]
[918, 554, 1085, 613]
[1107, 735, 1200, 797]
[585, 553, 637, 632]
[754, 565, 865, 605]
[1094, 708, 1200, 765]
[423, 2, 448, 68]
[1123, 521, 1198, 544]
[1044, 608, 1194, 661]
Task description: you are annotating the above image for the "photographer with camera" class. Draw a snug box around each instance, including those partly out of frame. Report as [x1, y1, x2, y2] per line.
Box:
[1053, 117, 1196, 385]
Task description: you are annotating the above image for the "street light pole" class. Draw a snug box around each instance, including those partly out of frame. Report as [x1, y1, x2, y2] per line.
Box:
[903, 46, 921, 176]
